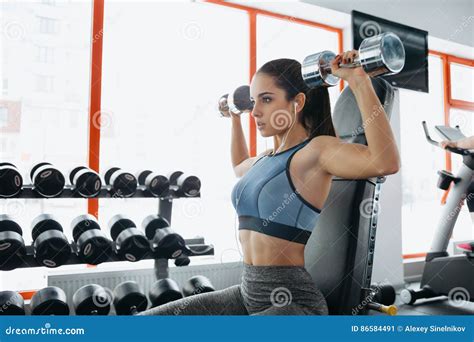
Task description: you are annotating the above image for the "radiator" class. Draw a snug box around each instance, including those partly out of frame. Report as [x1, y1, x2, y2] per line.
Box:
[48, 261, 244, 315]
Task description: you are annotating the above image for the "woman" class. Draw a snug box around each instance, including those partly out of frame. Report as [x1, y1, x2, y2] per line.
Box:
[139, 50, 400, 316]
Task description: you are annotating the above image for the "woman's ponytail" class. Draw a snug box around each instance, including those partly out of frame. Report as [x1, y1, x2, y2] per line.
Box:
[302, 87, 335, 138]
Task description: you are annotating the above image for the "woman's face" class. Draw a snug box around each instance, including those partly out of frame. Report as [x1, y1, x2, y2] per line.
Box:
[249, 73, 295, 138]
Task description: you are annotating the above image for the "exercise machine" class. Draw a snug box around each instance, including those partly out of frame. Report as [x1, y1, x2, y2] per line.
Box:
[400, 122, 474, 305]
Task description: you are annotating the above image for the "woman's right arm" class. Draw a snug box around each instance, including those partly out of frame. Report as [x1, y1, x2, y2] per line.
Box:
[231, 115, 271, 178]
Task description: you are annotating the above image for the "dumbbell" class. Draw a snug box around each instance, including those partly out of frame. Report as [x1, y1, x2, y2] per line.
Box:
[73, 284, 112, 315]
[174, 254, 191, 267]
[30, 286, 69, 315]
[0, 291, 25, 315]
[168, 171, 201, 197]
[30, 162, 65, 197]
[182, 276, 215, 297]
[0, 162, 23, 197]
[137, 170, 170, 197]
[0, 215, 26, 271]
[71, 215, 112, 265]
[31, 214, 71, 268]
[302, 32, 405, 88]
[148, 278, 183, 308]
[370, 283, 396, 306]
[142, 214, 185, 259]
[218, 85, 254, 117]
[109, 215, 150, 262]
[70, 166, 102, 198]
[104, 167, 137, 197]
[113, 281, 148, 315]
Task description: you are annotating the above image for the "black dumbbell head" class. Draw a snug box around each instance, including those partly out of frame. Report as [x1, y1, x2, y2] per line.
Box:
[0, 291, 25, 315]
[0, 163, 23, 198]
[152, 230, 185, 259]
[31, 214, 71, 268]
[109, 215, 149, 262]
[142, 214, 170, 240]
[138, 170, 169, 197]
[182, 275, 215, 297]
[30, 162, 51, 180]
[30, 286, 70, 315]
[232, 85, 253, 112]
[113, 281, 148, 315]
[0, 215, 26, 271]
[109, 215, 136, 241]
[104, 167, 120, 185]
[137, 170, 152, 185]
[149, 278, 183, 308]
[71, 215, 111, 265]
[0, 214, 22, 235]
[168, 171, 183, 186]
[71, 214, 100, 241]
[168, 172, 200, 196]
[174, 255, 191, 267]
[104, 168, 137, 197]
[73, 284, 112, 315]
[70, 166, 102, 198]
[30, 162, 65, 198]
[179, 175, 201, 197]
[371, 284, 396, 306]
[31, 214, 63, 241]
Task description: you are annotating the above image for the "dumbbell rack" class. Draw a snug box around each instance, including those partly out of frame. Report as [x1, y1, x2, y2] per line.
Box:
[1, 184, 214, 279]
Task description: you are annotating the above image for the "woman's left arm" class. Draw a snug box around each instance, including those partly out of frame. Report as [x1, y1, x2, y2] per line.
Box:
[311, 50, 400, 179]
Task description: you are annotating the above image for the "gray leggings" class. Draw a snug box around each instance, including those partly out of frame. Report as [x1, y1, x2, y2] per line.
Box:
[138, 263, 328, 316]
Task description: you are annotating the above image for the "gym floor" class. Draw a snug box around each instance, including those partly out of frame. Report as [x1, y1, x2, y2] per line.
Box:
[369, 282, 474, 316]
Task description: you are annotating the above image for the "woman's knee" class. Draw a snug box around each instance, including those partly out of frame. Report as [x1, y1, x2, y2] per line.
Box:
[138, 284, 247, 316]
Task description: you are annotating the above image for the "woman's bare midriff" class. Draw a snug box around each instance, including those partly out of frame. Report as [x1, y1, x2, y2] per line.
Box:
[239, 230, 305, 266]
[236, 140, 333, 266]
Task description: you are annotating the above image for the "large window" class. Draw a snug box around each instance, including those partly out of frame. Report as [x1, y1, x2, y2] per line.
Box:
[450, 62, 474, 102]
[0, 1, 92, 287]
[100, 1, 249, 265]
[400, 55, 446, 255]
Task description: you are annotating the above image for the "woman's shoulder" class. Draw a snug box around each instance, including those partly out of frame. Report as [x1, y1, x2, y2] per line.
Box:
[307, 135, 341, 151]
